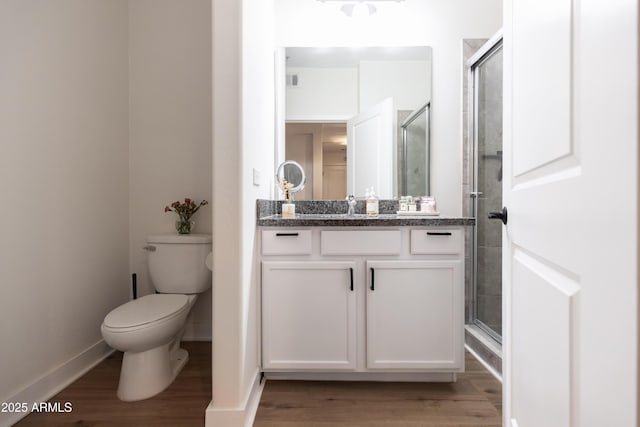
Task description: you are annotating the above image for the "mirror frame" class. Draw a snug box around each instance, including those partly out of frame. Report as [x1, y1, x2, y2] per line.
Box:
[275, 160, 306, 198]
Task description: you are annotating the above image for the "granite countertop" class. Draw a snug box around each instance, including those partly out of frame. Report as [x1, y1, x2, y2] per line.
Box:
[256, 200, 474, 227]
[257, 213, 475, 227]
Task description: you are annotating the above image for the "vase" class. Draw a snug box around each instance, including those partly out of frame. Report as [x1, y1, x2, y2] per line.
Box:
[176, 218, 194, 234]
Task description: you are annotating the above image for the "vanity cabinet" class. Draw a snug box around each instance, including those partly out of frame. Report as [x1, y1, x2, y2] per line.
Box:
[260, 227, 465, 377]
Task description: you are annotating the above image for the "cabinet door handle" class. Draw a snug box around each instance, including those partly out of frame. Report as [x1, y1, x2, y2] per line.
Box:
[370, 267, 375, 291]
[426, 232, 452, 236]
[275, 232, 299, 237]
[349, 268, 354, 291]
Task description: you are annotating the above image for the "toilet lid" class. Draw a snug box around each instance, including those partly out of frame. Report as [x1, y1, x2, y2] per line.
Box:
[104, 294, 190, 328]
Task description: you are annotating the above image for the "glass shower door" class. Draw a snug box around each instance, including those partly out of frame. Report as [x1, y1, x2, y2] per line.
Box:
[400, 102, 430, 196]
[472, 40, 503, 342]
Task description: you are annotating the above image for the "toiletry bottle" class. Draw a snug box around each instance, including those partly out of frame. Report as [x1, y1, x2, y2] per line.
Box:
[420, 196, 436, 213]
[408, 196, 417, 212]
[366, 187, 379, 217]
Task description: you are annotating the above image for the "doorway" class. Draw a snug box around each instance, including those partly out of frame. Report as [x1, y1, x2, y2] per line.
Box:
[471, 38, 503, 343]
[463, 34, 504, 375]
[285, 122, 347, 200]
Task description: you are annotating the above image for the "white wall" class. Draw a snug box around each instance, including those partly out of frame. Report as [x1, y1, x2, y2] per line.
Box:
[128, 0, 213, 340]
[359, 60, 431, 112]
[286, 67, 358, 117]
[275, 0, 503, 215]
[208, 0, 275, 424]
[0, 1, 129, 424]
[240, 0, 276, 403]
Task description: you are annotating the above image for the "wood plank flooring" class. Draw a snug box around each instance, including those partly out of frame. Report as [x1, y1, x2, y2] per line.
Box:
[254, 353, 502, 427]
[14, 341, 212, 427]
[14, 344, 501, 427]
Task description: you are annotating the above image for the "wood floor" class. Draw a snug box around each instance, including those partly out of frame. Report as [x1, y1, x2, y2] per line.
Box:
[254, 353, 502, 427]
[15, 344, 501, 427]
[15, 342, 212, 427]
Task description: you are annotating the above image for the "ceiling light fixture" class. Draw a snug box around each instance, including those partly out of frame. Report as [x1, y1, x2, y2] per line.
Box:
[317, 0, 405, 18]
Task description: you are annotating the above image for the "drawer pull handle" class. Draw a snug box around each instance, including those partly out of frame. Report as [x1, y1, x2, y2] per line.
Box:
[275, 232, 299, 237]
[370, 267, 375, 291]
[349, 268, 354, 291]
[427, 232, 452, 236]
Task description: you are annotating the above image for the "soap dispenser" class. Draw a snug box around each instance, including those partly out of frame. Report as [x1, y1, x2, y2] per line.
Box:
[366, 187, 379, 217]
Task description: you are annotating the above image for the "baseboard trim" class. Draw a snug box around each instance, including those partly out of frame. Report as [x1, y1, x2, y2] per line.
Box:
[205, 369, 264, 427]
[0, 339, 113, 427]
[243, 371, 264, 427]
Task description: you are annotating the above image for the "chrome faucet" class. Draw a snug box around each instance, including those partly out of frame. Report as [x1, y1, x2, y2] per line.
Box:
[346, 194, 357, 217]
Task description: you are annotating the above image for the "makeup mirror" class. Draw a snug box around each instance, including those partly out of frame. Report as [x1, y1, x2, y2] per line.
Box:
[275, 160, 306, 200]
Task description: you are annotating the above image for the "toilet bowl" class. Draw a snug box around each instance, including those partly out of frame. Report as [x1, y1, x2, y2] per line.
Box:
[101, 233, 211, 401]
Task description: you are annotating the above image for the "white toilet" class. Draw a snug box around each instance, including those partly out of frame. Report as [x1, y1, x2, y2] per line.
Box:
[101, 233, 212, 401]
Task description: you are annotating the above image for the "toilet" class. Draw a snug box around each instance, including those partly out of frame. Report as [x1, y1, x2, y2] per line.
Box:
[101, 233, 212, 401]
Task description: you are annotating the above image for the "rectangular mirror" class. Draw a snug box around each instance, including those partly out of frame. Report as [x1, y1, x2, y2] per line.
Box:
[276, 46, 432, 200]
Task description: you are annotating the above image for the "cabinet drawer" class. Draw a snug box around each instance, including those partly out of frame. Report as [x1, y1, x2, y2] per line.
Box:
[262, 230, 312, 255]
[410, 229, 463, 255]
[321, 230, 401, 255]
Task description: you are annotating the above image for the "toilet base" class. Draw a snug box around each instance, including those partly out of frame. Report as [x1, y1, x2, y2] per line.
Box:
[117, 340, 189, 401]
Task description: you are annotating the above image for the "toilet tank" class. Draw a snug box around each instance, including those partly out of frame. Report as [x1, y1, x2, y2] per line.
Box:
[146, 234, 212, 294]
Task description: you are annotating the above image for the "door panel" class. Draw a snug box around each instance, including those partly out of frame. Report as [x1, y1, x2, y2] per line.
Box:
[512, 0, 572, 178]
[322, 164, 346, 200]
[511, 249, 578, 427]
[505, 1, 579, 424]
[504, 0, 638, 426]
[347, 97, 393, 198]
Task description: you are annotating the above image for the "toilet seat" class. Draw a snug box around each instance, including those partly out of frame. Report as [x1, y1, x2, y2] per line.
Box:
[103, 294, 190, 330]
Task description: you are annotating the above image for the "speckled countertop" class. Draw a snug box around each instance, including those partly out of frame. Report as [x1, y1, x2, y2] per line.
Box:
[256, 199, 475, 227]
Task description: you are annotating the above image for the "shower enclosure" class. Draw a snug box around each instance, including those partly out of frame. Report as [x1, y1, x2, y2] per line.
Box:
[467, 36, 503, 358]
[399, 102, 430, 196]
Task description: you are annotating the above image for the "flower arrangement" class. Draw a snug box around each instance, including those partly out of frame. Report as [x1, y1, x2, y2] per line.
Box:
[164, 198, 208, 234]
[278, 178, 294, 203]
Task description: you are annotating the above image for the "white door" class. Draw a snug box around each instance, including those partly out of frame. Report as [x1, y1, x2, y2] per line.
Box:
[366, 260, 463, 370]
[504, 1, 637, 426]
[347, 98, 393, 198]
[261, 261, 357, 370]
[323, 164, 346, 200]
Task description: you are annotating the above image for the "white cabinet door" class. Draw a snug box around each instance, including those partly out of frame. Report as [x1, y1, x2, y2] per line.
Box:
[262, 261, 357, 370]
[366, 260, 463, 370]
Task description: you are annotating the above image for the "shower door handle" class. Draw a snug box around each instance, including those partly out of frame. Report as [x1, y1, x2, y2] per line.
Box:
[488, 207, 508, 225]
